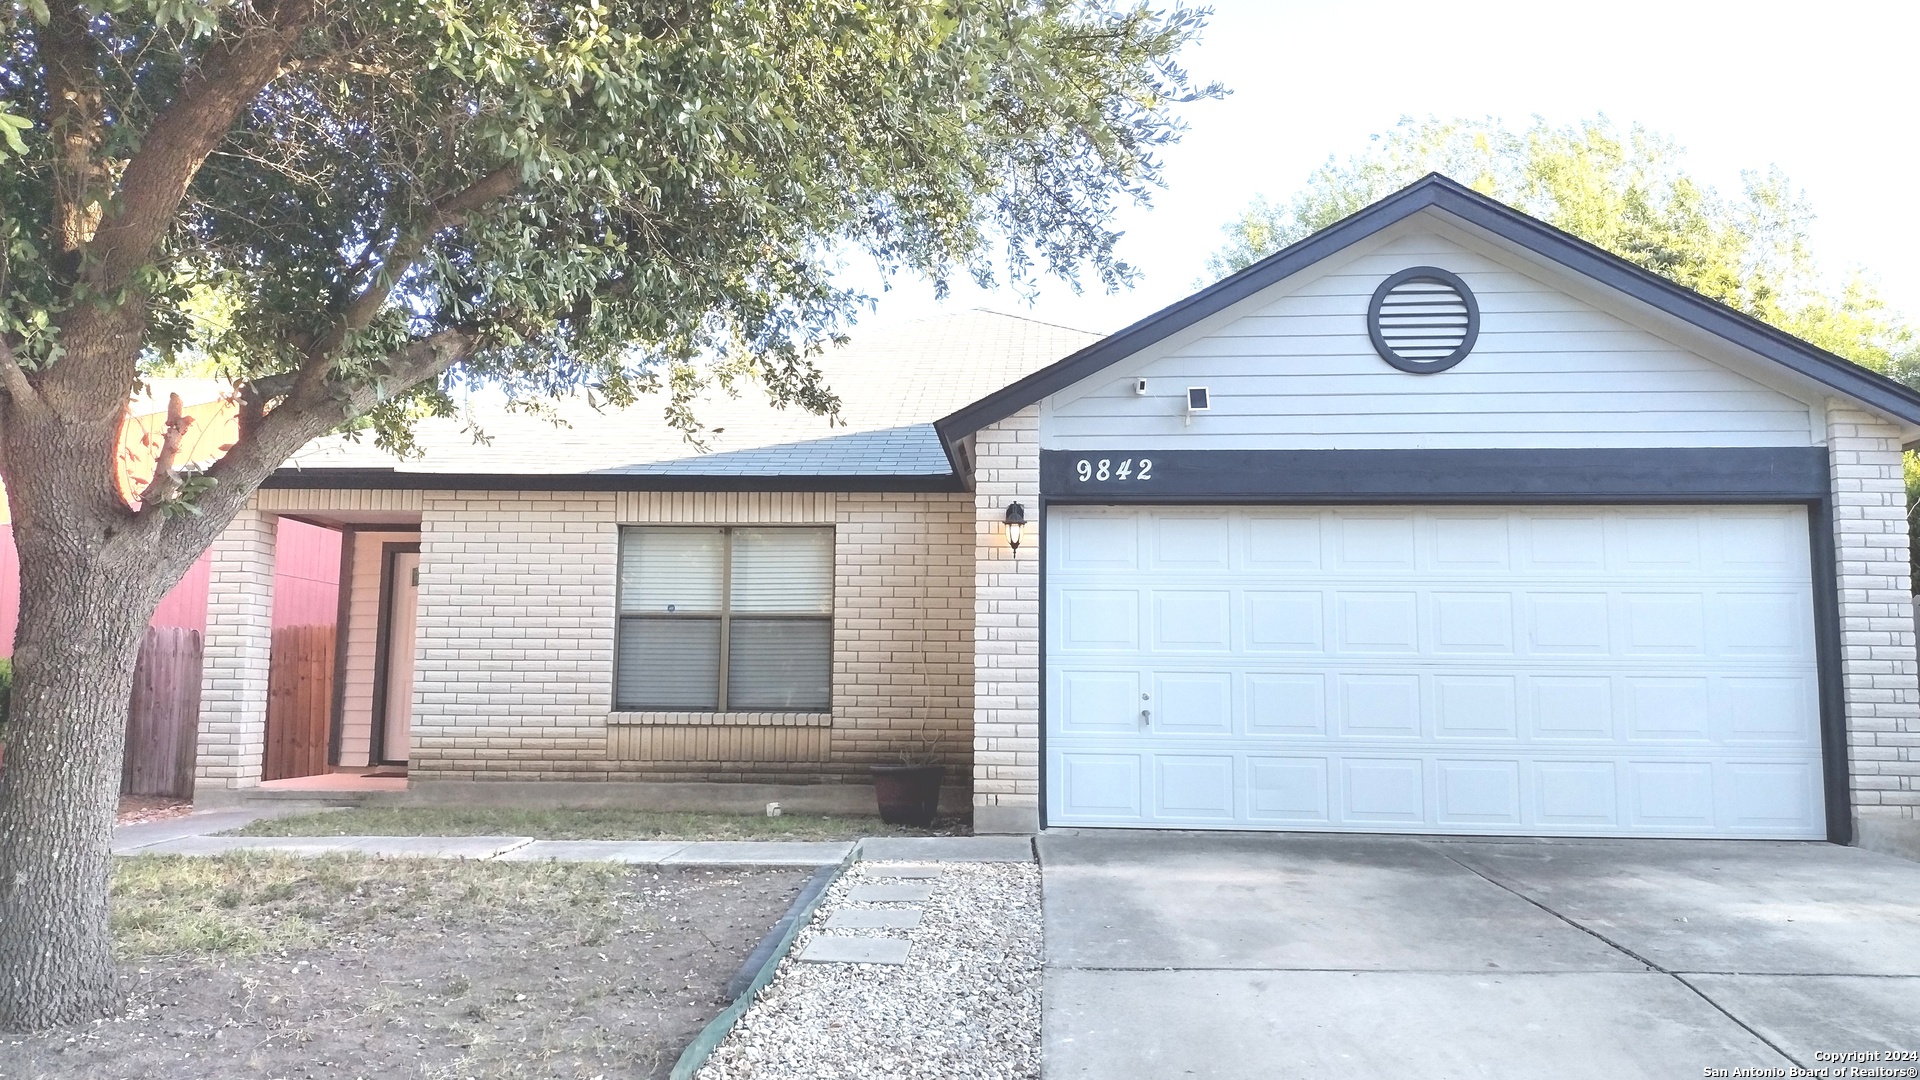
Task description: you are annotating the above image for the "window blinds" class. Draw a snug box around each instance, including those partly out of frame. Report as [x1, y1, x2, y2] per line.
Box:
[728, 619, 831, 710]
[620, 527, 723, 613]
[730, 528, 833, 613]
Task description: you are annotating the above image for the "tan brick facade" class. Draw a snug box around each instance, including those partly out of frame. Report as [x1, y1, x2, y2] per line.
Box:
[195, 509, 277, 788]
[971, 408, 1042, 833]
[363, 488, 978, 784]
[1826, 403, 1920, 851]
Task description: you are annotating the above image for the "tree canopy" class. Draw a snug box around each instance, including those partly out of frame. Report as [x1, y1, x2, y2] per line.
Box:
[1202, 116, 1916, 381]
[0, 0, 1216, 1031]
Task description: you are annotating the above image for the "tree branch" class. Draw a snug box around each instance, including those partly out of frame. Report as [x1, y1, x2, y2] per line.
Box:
[81, 0, 320, 293]
[41, 1, 106, 258]
[136, 392, 192, 505]
[313, 165, 521, 360]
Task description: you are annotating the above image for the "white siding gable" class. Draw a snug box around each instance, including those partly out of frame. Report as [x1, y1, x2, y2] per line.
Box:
[1042, 217, 1822, 451]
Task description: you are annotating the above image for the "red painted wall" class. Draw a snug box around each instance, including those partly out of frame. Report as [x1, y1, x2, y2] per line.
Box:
[271, 518, 342, 629]
[0, 518, 342, 656]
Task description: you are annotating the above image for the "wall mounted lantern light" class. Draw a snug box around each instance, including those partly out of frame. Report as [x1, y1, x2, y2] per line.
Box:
[1004, 502, 1027, 552]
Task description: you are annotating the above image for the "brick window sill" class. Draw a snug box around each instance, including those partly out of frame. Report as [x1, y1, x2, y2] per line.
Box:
[607, 711, 832, 728]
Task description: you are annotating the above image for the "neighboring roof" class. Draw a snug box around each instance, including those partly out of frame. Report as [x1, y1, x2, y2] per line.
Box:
[272, 310, 1098, 489]
[936, 174, 1920, 448]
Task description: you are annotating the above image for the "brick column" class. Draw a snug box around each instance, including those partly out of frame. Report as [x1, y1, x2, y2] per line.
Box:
[195, 508, 277, 791]
[1826, 402, 1920, 856]
[973, 408, 1041, 833]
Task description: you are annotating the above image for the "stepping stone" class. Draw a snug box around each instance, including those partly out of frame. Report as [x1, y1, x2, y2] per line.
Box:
[799, 936, 911, 965]
[862, 864, 940, 879]
[826, 908, 922, 930]
[847, 883, 934, 903]
[859, 836, 1035, 863]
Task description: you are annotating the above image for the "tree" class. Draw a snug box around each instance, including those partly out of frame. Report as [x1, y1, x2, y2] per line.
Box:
[0, 0, 1217, 1029]
[1203, 116, 1917, 380]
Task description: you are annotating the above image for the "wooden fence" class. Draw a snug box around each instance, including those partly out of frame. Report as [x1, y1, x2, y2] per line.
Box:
[121, 626, 205, 799]
[263, 623, 335, 782]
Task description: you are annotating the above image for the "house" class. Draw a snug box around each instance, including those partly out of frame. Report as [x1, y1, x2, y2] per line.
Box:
[193, 176, 1920, 856]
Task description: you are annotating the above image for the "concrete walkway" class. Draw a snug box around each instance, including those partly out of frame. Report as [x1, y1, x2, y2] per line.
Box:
[1040, 831, 1920, 1079]
[113, 817, 1031, 867]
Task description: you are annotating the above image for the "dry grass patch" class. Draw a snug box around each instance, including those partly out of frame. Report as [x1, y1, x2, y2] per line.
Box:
[112, 853, 630, 958]
[226, 805, 968, 841]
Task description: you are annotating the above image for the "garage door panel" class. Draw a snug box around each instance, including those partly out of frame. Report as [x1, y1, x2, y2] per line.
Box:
[1525, 592, 1612, 654]
[1059, 670, 1141, 733]
[1247, 514, 1321, 568]
[1431, 591, 1517, 654]
[1340, 759, 1426, 823]
[1432, 515, 1513, 570]
[1247, 674, 1326, 734]
[1534, 761, 1619, 826]
[1057, 754, 1144, 819]
[1150, 516, 1230, 569]
[1154, 756, 1237, 820]
[1437, 760, 1523, 825]
[1723, 676, 1818, 743]
[1059, 590, 1139, 651]
[1529, 676, 1616, 740]
[1247, 591, 1324, 651]
[1047, 505, 1825, 839]
[1154, 673, 1233, 733]
[1152, 591, 1231, 650]
[1247, 756, 1331, 822]
[1336, 593, 1420, 653]
[1337, 674, 1422, 738]
[1625, 677, 1713, 742]
[1434, 675, 1518, 739]
[1334, 515, 1416, 570]
[1621, 593, 1707, 654]
[1724, 762, 1820, 831]
[1628, 762, 1717, 828]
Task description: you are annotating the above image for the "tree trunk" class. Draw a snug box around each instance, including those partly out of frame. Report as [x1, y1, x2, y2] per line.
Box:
[0, 534, 160, 1030]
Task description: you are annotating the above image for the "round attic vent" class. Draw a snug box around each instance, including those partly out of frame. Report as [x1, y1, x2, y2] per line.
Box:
[1367, 266, 1480, 374]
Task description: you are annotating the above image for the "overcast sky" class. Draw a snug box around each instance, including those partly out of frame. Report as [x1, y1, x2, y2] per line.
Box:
[843, 0, 1920, 337]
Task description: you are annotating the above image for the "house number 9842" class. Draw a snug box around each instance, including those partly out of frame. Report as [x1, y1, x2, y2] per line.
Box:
[1075, 457, 1152, 483]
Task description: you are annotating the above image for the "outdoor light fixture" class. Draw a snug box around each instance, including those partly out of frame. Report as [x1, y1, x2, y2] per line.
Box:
[1004, 502, 1027, 552]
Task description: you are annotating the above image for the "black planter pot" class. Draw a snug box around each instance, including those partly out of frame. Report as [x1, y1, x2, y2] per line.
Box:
[871, 764, 943, 827]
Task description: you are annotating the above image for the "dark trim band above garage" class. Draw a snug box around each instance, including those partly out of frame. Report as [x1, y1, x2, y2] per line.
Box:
[262, 469, 966, 493]
[1040, 447, 1830, 501]
[938, 174, 1920, 450]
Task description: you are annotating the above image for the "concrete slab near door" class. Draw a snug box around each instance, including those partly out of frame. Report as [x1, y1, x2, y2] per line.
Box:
[130, 835, 533, 859]
[1038, 831, 1641, 972]
[799, 936, 912, 965]
[825, 908, 923, 930]
[846, 883, 935, 904]
[1044, 969, 1789, 1080]
[1439, 839, 1920, 975]
[494, 840, 689, 864]
[659, 841, 853, 867]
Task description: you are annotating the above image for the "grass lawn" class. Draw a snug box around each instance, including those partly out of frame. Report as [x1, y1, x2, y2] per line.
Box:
[226, 805, 969, 841]
[3, 853, 806, 1079]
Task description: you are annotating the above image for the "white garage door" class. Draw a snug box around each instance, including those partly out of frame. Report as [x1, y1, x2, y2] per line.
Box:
[1045, 505, 1826, 838]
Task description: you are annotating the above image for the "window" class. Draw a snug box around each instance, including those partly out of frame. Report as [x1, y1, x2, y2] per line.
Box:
[616, 526, 833, 711]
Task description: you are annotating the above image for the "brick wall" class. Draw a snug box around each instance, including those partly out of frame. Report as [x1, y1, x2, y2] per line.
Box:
[1826, 403, 1920, 848]
[395, 488, 973, 783]
[971, 408, 1042, 833]
[195, 509, 276, 788]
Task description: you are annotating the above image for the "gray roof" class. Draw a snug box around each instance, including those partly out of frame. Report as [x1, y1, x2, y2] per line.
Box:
[274, 310, 1097, 488]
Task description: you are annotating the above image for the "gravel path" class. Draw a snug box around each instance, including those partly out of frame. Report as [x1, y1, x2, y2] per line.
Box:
[697, 860, 1042, 1080]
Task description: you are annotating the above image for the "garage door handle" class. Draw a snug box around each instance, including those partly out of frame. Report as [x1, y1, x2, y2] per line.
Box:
[1140, 709, 1151, 727]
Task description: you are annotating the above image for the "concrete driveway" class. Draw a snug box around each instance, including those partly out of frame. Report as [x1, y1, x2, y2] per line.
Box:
[1039, 832, 1920, 1079]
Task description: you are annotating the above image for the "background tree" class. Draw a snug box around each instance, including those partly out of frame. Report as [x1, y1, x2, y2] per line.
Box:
[1206, 114, 1920, 626]
[0, 0, 1216, 1030]
[1203, 116, 1918, 380]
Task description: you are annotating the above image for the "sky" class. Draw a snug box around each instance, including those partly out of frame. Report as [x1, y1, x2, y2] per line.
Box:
[844, 0, 1920, 337]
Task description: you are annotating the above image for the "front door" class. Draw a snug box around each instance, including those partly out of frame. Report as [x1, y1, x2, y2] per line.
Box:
[376, 550, 420, 765]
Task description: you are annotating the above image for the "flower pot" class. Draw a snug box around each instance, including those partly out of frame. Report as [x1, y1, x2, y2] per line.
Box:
[870, 764, 943, 827]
